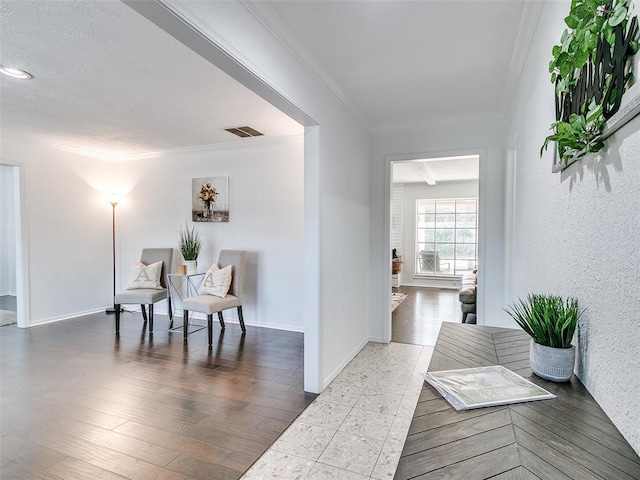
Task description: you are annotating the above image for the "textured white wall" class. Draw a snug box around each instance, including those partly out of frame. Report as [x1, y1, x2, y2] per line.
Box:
[391, 184, 404, 287]
[391, 184, 404, 258]
[0, 165, 17, 296]
[508, 0, 640, 454]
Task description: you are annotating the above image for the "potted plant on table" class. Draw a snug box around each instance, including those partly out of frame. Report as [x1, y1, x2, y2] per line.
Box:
[179, 224, 201, 275]
[505, 294, 584, 382]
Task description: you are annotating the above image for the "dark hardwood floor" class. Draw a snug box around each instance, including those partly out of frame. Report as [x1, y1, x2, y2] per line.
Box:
[0, 312, 315, 480]
[392, 286, 460, 346]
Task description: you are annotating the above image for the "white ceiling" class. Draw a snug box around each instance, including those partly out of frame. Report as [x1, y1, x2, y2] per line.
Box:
[0, 0, 530, 160]
[392, 155, 479, 185]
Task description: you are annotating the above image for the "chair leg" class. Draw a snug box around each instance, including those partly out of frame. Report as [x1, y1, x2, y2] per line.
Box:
[149, 304, 154, 332]
[141, 305, 148, 323]
[115, 304, 121, 334]
[208, 314, 213, 346]
[168, 300, 173, 329]
[218, 311, 225, 330]
[462, 312, 468, 323]
[183, 310, 189, 342]
[237, 306, 246, 332]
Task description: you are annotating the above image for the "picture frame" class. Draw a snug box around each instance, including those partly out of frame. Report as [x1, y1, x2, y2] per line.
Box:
[191, 176, 229, 223]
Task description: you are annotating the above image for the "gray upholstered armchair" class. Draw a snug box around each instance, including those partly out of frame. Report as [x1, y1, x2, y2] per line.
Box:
[114, 248, 173, 334]
[182, 250, 246, 346]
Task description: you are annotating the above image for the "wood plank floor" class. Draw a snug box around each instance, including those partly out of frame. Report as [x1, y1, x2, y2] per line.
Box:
[395, 323, 640, 480]
[392, 287, 460, 346]
[0, 312, 315, 479]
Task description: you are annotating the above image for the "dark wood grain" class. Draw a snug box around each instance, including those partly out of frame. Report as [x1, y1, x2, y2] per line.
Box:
[0, 312, 315, 480]
[395, 323, 640, 480]
[392, 287, 460, 345]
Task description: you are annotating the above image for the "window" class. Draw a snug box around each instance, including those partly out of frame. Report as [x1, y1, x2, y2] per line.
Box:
[416, 198, 478, 276]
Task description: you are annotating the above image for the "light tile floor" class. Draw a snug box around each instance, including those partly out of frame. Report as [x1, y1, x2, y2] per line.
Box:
[242, 342, 434, 479]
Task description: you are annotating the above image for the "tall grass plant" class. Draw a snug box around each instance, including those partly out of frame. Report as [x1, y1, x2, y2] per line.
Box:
[505, 294, 583, 349]
[179, 224, 201, 261]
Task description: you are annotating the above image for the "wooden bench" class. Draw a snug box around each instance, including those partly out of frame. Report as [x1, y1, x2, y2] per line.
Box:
[395, 323, 640, 479]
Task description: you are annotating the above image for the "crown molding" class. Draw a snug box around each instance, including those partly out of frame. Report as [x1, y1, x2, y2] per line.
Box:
[373, 111, 506, 136]
[239, 0, 371, 130]
[1, 130, 303, 162]
[502, 1, 545, 119]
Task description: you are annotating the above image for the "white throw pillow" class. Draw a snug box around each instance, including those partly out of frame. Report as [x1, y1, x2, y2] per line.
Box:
[125, 261, 163, 290]
[200, 264, 232, 297]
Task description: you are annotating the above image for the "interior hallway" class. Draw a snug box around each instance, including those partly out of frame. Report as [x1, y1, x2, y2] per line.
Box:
[242, 287, 459, 478]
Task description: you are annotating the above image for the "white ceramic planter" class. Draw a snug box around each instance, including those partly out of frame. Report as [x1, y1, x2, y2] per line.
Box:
[529, 340, 575, 382]
[184, 260, 197, 276]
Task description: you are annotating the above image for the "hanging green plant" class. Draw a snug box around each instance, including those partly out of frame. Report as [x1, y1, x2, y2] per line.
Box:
[541, 0, 639, 166]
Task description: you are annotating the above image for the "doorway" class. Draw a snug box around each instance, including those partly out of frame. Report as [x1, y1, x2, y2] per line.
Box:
[0, 164, 27, 328]
[389, 153, 481, 346]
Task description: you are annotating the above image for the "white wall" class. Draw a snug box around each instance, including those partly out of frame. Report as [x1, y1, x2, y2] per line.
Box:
[156, 0, 373, 392]
[0, 165, 17, 296]
[116, 136, 305, 332]
[398, 180, 479, 289]
[391, 184, 403, 287]
[370, 118, 508, 342]
[1, 137, 115, 324]
[508, 0, 640, 454]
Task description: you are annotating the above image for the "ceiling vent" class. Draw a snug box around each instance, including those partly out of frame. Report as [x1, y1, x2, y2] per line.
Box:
[224, 126, 264, 138]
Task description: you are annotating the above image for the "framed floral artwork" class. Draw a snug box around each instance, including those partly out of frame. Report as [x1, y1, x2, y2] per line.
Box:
[191, 176, 229, 222]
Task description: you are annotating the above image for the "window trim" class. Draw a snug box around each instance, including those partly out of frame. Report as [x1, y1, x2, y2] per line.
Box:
[415, 197, 478, 277]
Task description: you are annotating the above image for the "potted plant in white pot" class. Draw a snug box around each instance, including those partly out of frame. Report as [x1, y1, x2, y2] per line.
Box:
[505, 294, 584, 382]
[179, 224, 201, 275]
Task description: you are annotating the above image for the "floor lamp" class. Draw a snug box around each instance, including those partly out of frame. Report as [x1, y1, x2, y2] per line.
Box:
[106, 195, 119, 314]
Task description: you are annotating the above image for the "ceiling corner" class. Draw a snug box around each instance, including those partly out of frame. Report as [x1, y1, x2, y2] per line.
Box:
[501, 1, 546, 118]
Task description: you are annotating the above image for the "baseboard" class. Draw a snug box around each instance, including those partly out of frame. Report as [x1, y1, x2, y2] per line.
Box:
[401, 280, 459, 290]
[322, 336, 370, 390]
[29, 308, 106, 327]
[122, 307, 304, 333]
[368, 336, 387, 343]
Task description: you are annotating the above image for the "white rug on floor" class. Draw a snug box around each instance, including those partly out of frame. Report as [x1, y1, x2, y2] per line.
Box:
[0, 310, 17, 326]
[392, 292, 407, 312]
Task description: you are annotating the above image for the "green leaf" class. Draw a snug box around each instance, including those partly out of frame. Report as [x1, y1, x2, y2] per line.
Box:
[557, 52, 572, 76]
[586, 104, 603, 123]
[573, 48, 590, 67]
[565, 15, 579, 28]
[552, 45, 562, 57]
[571, 4, 592, 19]
[557, 121, 573, 135]
[609, 6, 627, 27]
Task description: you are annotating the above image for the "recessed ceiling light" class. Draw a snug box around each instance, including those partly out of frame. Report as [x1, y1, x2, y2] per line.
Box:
[0, 66, 32, 79]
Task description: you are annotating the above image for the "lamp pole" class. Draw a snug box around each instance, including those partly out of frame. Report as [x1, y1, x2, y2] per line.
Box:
[106, 198, 118, 314]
